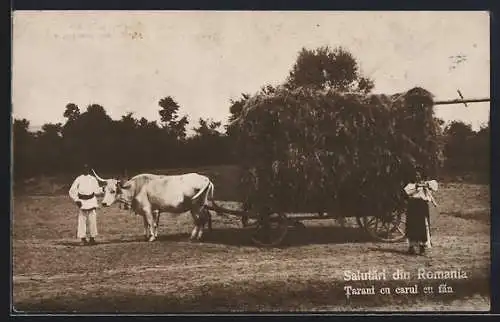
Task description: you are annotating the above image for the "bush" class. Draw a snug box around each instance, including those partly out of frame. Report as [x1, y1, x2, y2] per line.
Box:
[231, 86, 442, 218]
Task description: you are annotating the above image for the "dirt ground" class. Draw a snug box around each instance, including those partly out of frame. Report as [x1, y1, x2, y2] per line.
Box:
[12, 180, 491, 313]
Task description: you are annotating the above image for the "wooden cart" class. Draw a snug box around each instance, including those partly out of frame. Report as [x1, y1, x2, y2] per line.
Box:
[204, 96, 489, 247]
[205, 199, 408, 247]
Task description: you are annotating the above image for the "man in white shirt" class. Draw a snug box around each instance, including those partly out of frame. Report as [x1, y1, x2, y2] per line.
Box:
[69, 164, 102, 245]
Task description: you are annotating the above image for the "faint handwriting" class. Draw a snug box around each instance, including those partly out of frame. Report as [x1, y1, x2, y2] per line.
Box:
[121, 22, 145, 40]
[53, 32, 111, 40]
[52, 23, 145, 41]
[449, 54, 468, 71]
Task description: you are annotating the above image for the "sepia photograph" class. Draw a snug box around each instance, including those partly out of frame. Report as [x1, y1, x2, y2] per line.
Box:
[11, 10, 491, 313]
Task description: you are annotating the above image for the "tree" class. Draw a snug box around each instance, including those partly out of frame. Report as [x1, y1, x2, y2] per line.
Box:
[443, 121, 475, 174]
[285, 46, 374, 94]
[120, 112, 138, 130]
[34, 123, 64, 175]
[40, 123, 62, 136]
[469, 123, 489, 180]
[134, 117, 164, 169]
[13, 118, 31, 141]
[158, 96, 188, 140]
[13, 118, 36, 178]
[62, 102, 81, 153]
[443, 121, 474, 144]
[193, 118, 223, 138]
[260, 84, 278, 95]
[63, 103, 80, 122]
[169, 115, 189, 141]
[228, 93, 251, 124]
[62, 103, 82, 172]
[184, 117, 231, 166]
[159, 96, 180, 124]
[86, 104, 110, 118]
[60, 103, 116, 171]
[111, 113, 139, 170]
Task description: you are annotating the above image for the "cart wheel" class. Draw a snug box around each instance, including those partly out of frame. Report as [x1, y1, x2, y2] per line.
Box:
[356, 208, 407, 243]
[249, 212, 289, 247]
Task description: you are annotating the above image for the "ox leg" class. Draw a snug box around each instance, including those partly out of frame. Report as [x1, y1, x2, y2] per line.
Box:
[200, 207, 212, 233]
[206, 208, 212, 232]
[189, 211, 203, 242]
[142, 215, 150, 240]
[153, 210, 160, 238]
[196, 221, 204, 241]
[192, 207, 208, 241]
[143, 209, 156, 242]
[189, 215, 200, 241]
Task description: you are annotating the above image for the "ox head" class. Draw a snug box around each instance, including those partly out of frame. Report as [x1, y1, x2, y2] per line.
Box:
[116, 180, 135, 210]
[91, 169, 125, 208]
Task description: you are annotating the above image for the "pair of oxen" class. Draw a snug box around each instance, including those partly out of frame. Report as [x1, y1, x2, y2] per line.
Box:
[92, 170, 215, 242]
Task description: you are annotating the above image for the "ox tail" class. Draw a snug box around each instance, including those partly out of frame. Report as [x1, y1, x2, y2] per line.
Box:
[206, 180, 214, 205]
[191, 178, 212, 200]
[205, 180, 224, 211]
[192, 178, 216, 207]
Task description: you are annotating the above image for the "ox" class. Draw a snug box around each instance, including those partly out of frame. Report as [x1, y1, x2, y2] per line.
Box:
[93, 170, 214, 242]
[95, 171, 165, 237]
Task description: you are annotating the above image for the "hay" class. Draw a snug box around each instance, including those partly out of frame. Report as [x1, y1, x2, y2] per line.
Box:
[231, 86, 441, 217]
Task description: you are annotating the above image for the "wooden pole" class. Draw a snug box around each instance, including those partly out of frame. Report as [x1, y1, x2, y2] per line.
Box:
[434, 98, 490, 106]
[457, 90, 467, 107]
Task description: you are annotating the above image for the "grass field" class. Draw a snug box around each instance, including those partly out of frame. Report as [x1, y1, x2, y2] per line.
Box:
[12, 165, 491, 313]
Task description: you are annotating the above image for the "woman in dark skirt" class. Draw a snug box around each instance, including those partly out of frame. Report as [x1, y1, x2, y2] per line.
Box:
[406, 197, 431, 255]
[404, 171, 437, 255]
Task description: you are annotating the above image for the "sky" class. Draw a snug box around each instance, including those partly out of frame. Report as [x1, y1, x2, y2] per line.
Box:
[12, 11, 490, 133]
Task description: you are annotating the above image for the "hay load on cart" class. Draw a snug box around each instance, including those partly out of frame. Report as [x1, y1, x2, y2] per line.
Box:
[227, 85, 442, 246]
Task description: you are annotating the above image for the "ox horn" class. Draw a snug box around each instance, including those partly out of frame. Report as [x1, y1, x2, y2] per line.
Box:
[91, 169, 108, 183]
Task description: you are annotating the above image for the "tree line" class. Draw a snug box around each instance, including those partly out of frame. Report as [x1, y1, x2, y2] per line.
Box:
[13, 97, 233, 179]
[12, 46, 489, 181]
[441, 120, 489, 180]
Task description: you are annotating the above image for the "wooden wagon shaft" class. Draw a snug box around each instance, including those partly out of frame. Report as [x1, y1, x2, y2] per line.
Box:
[433, 98, 490, 106]
[205, 203, 247, 217]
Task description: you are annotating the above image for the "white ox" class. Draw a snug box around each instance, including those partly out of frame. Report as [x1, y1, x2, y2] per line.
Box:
[93, 170, 214, 242]
[96, 171, 164, 237]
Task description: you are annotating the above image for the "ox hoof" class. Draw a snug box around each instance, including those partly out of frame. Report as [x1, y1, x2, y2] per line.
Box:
[148, 236, 156, 242]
